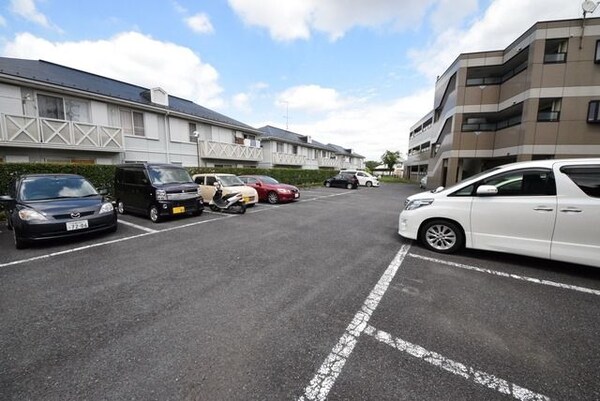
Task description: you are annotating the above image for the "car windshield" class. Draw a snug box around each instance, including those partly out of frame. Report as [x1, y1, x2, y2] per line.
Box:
[20, 177, 98, 201]
[219, 175, 245, 186]
[148, 166, 193, 185]
[260, 176, 279, 184]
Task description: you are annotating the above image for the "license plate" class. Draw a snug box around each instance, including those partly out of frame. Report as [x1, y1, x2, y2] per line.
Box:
[243, 197, 250, 204]
[172, 206, 185, 214]
[294, 193, 299, 198]
[66, 220, 88, 231]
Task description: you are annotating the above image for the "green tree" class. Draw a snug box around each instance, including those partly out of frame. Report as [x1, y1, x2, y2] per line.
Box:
[365, 160, 379, 173]
[381, 150, 401, 171]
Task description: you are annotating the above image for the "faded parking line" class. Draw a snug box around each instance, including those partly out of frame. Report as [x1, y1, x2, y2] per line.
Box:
[409, 254, 600, 296]
[364, 325, 550, 401]
[117, 219, 158, 233]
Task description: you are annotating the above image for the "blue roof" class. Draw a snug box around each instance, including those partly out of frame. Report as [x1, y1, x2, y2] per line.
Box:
[0, 57, 257, 132]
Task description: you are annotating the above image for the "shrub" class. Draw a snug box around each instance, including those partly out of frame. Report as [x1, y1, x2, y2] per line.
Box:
[0, 163, 338, 197]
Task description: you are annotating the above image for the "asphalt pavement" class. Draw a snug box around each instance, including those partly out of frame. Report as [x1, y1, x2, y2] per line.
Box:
[1, 183, 599, 400]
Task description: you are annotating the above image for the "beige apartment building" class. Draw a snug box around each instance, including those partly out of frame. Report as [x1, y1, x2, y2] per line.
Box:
[405, 17, 600, 188]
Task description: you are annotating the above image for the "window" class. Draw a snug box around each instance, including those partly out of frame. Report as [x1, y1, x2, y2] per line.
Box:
[65, 98, 90, 122]
[595, 40, 600, 64]
[588, 101, 600, 123]
[480, 169, 556, 196]
[537, 98, 561, 122]
[276, 142, 284, 153]
[123, 169, 146, 185]
[292, 145, 298, 154]
[189, 123, 198, 142]
[120, 109, 145, 136]
[544, 39, 567, 63]
[37, 94, 65, 120]
[560, 166, 600, 198]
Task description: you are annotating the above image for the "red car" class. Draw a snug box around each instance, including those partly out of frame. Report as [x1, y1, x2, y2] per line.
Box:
[238, 175, 300, 204]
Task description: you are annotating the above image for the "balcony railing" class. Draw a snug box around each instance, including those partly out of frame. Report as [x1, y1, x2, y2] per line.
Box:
[200, 140, 262, 161]
[272, 152, 306, 166]
[318, 157, 339, 168]
[0, 114, 124, 151]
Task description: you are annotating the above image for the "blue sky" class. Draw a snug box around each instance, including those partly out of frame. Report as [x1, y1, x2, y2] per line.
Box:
[0, 0, 580, 160]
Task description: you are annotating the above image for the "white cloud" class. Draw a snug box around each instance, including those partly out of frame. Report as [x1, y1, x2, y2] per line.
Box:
[9, 0, 60, 31]
[232, 92, 251, 112]
[276, 85, 352, 113]
[228, 0, 446, 41]
[185, 13, 215, 34]
[1, 32, 224, 108]
[429, 0, 478, 33]
[0, 14, 6, 27]
[410, 0, 581, 80]
[263, 86, 433, 160]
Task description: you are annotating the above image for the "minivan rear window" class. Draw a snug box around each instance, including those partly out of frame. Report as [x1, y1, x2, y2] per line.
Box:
[560, 166, 600, 198]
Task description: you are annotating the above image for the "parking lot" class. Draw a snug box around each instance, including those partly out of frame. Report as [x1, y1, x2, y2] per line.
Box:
[1, 183, 599, 400]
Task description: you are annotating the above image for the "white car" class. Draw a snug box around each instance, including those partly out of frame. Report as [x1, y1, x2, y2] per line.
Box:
[340, 170, 380, 187]
[398, 158, 600, 268]
[192, 173, 259, 206]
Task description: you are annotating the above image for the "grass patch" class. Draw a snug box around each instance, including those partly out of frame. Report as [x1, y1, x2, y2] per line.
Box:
[379, 176, 411, 184]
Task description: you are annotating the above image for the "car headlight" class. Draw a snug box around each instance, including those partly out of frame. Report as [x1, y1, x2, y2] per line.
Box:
[18, 209, 47, 221]
[404, 198, 434, 211]
[99, 202, 114, 214]
[156, 189, 167, 201]
[277, 188, 291, 194]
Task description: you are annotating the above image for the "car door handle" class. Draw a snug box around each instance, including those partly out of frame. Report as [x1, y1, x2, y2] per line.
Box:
[533, 207, 554, 212]
[560, 208, 582, 213]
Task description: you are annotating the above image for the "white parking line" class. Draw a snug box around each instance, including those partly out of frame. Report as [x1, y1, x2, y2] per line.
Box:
[409, 253, 600, 297]
[298, 244, 410, 401]
[364, 325, 550, 401]
[117, 219, 158, 233]
[0, 213, 235, 269]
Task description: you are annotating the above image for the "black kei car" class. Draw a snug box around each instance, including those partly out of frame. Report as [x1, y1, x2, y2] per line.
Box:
[0, 174, 117, 249]
[324, 172, 359, 189]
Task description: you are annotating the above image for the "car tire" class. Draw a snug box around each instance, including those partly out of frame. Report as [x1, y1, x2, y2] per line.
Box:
[13, 229, 27, 249]
[116, 200, 126, 215]
[210, 204, 219, 212]
[366, 181, 372, 187]
[325, 182, 331, 188]
[267, 191, 279, 204]
[149, 205, 162, 223]
[193, 209, 203, 217]
[346, 183, 353, 189]
[420, 219, 464, 254]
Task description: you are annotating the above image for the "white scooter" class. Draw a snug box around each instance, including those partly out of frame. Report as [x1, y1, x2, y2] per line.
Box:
[209, 182, 246, 214]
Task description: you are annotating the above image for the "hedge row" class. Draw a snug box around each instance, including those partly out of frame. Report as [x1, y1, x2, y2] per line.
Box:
[0, 163, 338, 196]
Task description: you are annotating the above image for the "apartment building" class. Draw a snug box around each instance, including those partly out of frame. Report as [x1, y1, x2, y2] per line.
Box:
[405, 17, 600, 188]
[258, 125, 364, 170]
[0, 57, 263, 167]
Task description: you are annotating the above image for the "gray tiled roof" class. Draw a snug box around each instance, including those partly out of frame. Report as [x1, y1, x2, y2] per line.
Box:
[326, 143, 364, 158]
[258, 125, 331, 150]
[0, 57, 257, 132]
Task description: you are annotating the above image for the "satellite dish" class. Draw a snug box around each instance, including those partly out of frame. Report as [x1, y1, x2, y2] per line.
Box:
[582, 0, 598, 13]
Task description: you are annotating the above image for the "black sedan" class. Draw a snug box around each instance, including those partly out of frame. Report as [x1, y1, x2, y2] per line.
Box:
[324, 173, 359, 189]
[0, 174, 117, 249]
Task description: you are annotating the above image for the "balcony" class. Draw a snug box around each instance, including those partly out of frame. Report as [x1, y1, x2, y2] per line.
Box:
[318, 157, 339, 168]
[200, 140, 262, 162]
[0, 114, 124, 152]
[272, 152, 306, 166]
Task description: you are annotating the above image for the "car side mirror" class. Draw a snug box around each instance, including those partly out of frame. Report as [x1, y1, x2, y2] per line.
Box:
[98, 189, 109, 196]
[476, 185, 498, 196]
[255, 182, 262, 187]
[0, 195, 15, 205]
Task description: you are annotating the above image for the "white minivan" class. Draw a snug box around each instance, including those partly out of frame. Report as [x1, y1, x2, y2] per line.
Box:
[340, 170, 380, 187]
[398, 159, 600, 268]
